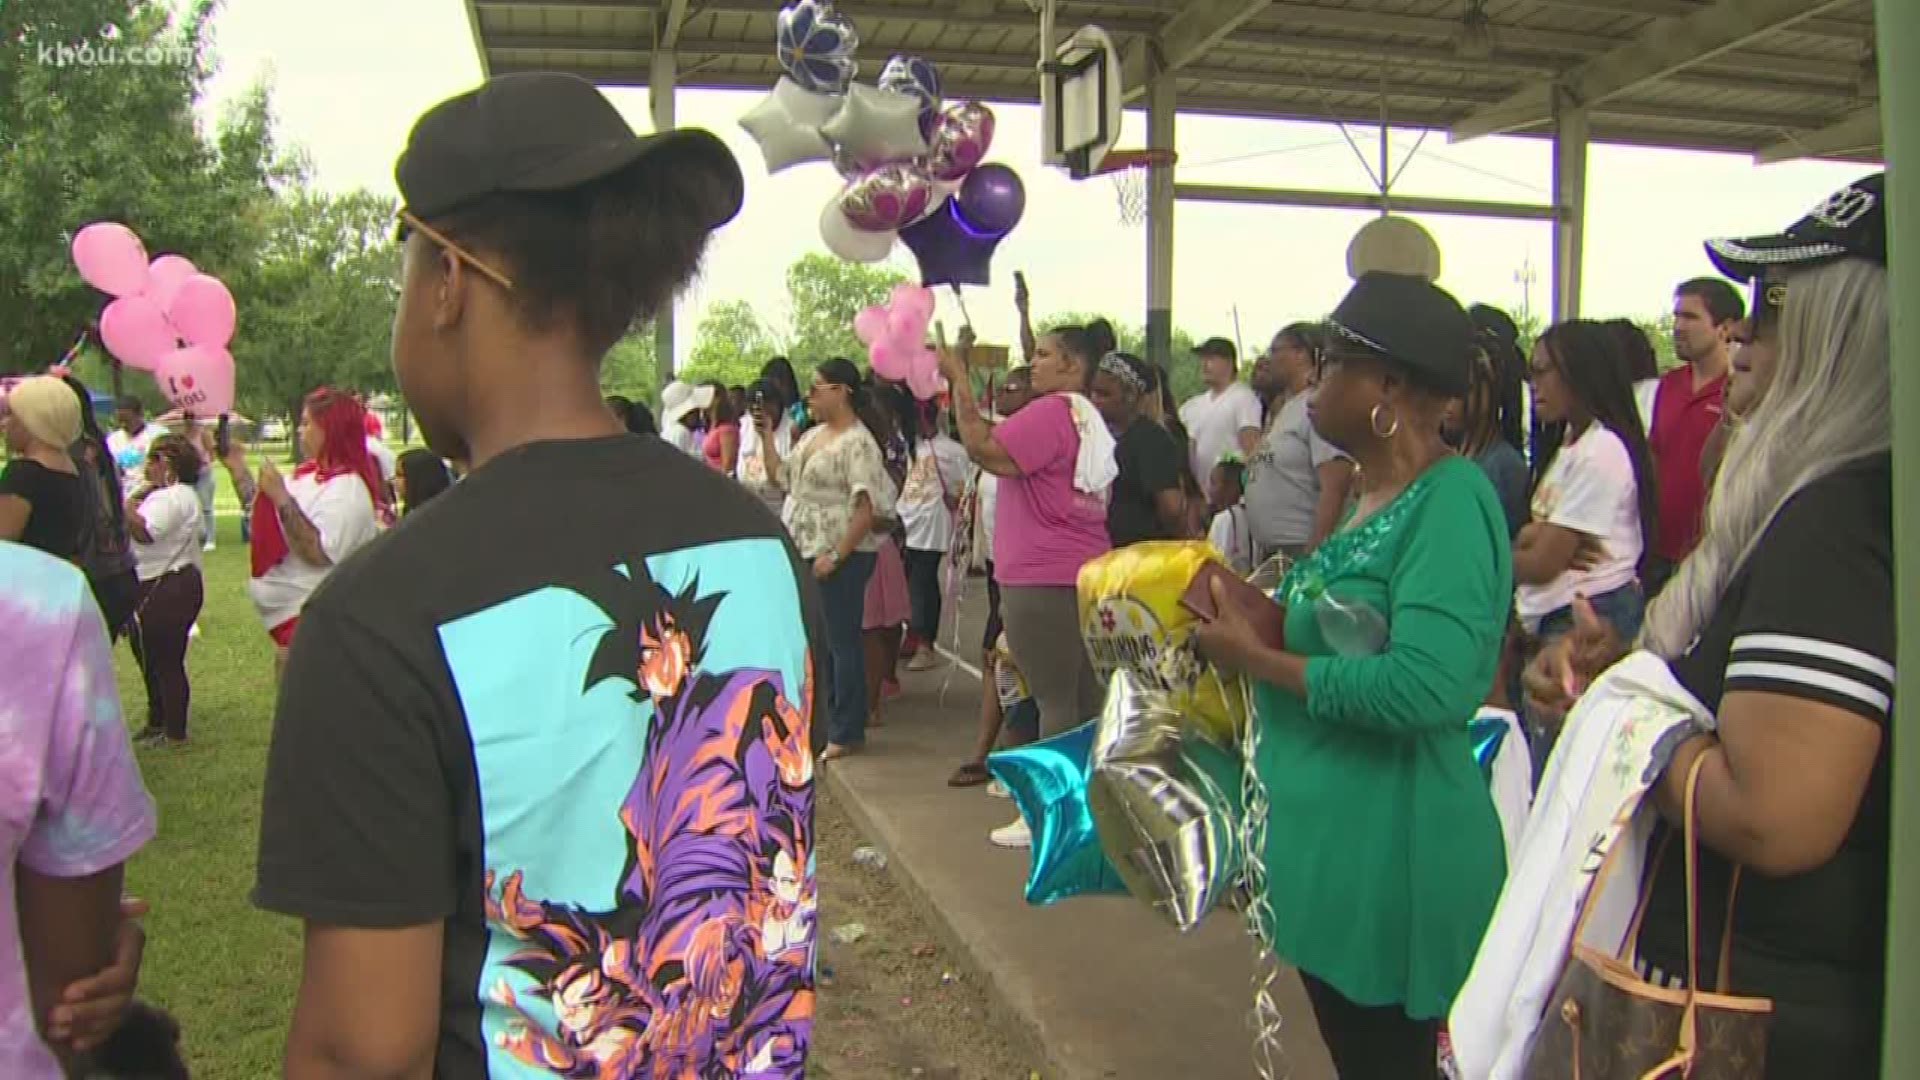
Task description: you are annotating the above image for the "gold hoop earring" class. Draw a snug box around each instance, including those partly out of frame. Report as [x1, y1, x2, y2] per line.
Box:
[1369, 403, 1401, 439]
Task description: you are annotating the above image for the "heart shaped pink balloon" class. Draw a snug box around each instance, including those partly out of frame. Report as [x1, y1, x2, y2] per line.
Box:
[152, 345, 235, 416]
[99, 295, 178, 371]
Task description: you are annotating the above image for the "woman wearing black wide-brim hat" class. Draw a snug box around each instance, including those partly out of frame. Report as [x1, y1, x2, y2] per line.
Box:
[1197, 270, 1513, 1075]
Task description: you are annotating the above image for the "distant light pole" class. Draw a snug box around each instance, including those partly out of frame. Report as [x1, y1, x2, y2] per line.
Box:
[1514, 257, 1538, 328]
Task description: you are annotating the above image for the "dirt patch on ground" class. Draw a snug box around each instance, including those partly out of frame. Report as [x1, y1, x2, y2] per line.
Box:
[813, 790, 1044, 1080]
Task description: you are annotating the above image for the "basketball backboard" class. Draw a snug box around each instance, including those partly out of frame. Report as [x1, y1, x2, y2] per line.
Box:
[1042, 25, 1123, 178]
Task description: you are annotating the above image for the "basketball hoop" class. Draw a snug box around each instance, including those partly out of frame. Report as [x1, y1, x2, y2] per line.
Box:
[1094, 149, 1177, 227]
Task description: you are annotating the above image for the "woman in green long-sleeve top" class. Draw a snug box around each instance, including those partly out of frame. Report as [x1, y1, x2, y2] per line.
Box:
[1197, 272, 1512, 1078]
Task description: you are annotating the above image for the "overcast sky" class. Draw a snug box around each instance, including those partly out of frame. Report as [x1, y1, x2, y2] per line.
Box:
[196, 0, 1871, 365]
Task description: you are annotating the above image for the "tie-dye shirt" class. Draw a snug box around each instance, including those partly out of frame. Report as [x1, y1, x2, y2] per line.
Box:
[0, 543, 156, 1078]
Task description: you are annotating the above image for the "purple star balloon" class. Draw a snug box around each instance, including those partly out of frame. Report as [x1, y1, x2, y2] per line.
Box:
[777, 0, 860, 94]
[898, 197, 1002, 289]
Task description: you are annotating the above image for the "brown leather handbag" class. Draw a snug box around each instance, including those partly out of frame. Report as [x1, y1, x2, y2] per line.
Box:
[1522, 755, 1773, 1079]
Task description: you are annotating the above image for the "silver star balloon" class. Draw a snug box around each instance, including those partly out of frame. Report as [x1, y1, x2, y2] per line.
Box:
[819, 83, 929, 169]
[1087, 670, 1245, 932]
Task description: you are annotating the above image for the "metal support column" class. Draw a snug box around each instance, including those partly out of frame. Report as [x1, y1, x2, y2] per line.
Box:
[1550, 88, 1588, 323]
[649, 48, 678, 388]
[1877, 0, 1915, 1075]
[1145, 66, 1176, 369]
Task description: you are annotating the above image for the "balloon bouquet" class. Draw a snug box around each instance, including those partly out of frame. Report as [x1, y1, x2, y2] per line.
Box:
[739, 0, 1028, 399]
[71, 221, 238, 415]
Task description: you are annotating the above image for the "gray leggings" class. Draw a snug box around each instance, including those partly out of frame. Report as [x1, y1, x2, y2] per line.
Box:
[1000, 584, 1103, 737]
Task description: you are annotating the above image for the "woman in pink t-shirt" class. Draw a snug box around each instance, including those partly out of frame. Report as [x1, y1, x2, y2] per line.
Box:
[941, 322, 1114, 848]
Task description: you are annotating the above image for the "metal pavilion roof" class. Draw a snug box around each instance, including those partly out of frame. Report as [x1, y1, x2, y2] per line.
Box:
[463, 0, 1882, 165]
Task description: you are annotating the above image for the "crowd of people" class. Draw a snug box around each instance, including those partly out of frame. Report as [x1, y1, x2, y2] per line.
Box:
[0, 67, 1894, 1080]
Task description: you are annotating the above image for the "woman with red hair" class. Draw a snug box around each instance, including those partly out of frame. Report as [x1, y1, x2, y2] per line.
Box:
[221, 388, 382, 669]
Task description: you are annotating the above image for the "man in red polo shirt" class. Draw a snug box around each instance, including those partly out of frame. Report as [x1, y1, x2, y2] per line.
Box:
[1646, 276, 1744, 595]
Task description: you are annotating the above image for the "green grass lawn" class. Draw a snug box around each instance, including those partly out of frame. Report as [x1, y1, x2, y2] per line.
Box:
[114, 458, 301, 1076]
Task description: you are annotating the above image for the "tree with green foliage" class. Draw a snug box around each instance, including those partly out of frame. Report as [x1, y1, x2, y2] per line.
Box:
[785, 253, 907, 362]
[228, 184, 400, 422]
[1035, 310, 1203, 401]
[600, 332, 660, 405]
[682, 299, 780, 387]
[0, 0, 288, 374]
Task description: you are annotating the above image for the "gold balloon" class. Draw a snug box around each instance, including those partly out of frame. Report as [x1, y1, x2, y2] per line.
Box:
[1076, 541, 1247, 743]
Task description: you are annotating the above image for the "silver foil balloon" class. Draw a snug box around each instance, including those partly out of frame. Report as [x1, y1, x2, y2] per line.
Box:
[839, 160, 936, 231]
[1087, 671, 1244, 932]
[922, 101, 995, 182]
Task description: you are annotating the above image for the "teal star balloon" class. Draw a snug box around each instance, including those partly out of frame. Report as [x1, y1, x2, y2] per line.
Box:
[986, 721, 1126, 905]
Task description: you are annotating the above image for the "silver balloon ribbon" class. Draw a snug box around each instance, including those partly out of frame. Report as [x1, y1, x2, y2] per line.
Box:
[1239, 551, 1290, 1080]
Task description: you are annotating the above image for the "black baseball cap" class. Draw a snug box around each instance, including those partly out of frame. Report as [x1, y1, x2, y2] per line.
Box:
[1329, 272, 1475, 395]
[396, 72, 743, 230]
[1705, 172, 1885, 282]
[1194, 337, 1237, 362]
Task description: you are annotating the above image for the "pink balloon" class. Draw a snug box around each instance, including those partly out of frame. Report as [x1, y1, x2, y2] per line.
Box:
[888, 283, 936, 329]
[905, 347, 948, 400]
[152, 345, 235, 416]
[99, 296, 178, 370]
[144, 254, 198, 311]
[167, 274, 236, 348]
[71, 222, 151, 298]
[869, 339, 911, 381]
[853, 304, 892, 348]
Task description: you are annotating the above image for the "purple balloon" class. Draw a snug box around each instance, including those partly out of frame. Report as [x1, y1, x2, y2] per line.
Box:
[898, 197, 1002, 289]
[955, 163, 1025, 236]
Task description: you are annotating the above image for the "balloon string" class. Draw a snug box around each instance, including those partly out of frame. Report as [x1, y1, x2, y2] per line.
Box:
[948, 284, 974, 330]
[1239, 673, 1288, 1080]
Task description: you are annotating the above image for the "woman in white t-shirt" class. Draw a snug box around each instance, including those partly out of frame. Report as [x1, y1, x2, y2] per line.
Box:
[896, 403, 972, 671]
[123, 434, 205, 747]
[222, 389, 382, 672]
[1515, 320, 1659, 712]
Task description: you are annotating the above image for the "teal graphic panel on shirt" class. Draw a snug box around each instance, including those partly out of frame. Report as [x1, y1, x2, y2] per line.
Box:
[438, 537, 815, 1077]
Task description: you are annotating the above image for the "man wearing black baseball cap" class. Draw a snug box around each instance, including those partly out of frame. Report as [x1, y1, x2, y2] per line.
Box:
[254, 74, 822, 1077]
[1179, 335, 1263, 487]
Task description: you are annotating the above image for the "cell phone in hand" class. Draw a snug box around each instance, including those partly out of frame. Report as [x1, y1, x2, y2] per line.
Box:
[214, 414, 231, 458]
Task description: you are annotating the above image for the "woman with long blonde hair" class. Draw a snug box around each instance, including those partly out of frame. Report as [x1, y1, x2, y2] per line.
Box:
[0, 376, 88, 562]
[1528, 173, 1894, 1078]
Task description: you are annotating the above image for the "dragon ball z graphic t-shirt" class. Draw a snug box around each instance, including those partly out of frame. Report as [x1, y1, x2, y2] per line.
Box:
[253, 435, 823, 1079]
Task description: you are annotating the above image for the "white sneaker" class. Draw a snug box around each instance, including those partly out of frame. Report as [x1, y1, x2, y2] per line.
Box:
[905, 648, 941, 672]
[985, 779, 1011, 800]
[989, 816, 1031, 849]
[203, 539, 217, 552]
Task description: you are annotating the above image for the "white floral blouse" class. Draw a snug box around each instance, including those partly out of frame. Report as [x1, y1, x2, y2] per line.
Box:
[780, 424, 898, 559]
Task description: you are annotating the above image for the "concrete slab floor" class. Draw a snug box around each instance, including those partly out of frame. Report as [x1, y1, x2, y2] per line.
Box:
[820, 578, 1335, 1080]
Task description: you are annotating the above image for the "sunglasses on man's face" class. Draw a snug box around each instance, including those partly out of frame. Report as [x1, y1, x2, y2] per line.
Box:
[394, 210, 515, 291]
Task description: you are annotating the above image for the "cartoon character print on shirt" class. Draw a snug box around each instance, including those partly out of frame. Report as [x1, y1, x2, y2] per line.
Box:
[482, 560, 816, 1079]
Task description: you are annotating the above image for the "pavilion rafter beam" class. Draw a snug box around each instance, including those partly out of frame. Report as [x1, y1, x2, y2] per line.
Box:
[1755, 103, 1883, 163]
[1530, 0, 1874, 41]
[1449, 0, 1854, 142]
[1121, 0, 1275, 99]
[1241, 1, 1862, 82]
